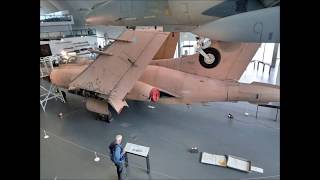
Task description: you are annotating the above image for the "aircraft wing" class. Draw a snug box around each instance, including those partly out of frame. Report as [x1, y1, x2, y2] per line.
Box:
[69, 30, 171, 113]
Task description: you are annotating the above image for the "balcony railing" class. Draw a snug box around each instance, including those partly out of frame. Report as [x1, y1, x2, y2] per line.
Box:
[40, 28, 97, 40]
[40, 15, 73, 23]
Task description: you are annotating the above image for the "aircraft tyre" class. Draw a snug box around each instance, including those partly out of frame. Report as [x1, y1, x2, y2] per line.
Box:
[199, 47, 221, 69]
[97, 113, 113, 123]
[126, 26, 136, 30]
[61, 91, 67, 102]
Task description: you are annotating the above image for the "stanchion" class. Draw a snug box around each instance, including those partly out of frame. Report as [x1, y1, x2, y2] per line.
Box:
[44, 130, 50, 139]
[94, 152, 100, 162]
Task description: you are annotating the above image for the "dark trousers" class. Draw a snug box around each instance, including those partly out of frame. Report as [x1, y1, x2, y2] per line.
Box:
[115, 162, 126, 180]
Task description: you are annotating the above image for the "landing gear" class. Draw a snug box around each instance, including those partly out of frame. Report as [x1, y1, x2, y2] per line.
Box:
[61, 91, 67, 102]
[196, 37, 221, 69]
[126, 26, 136, 30]
[55, 89, 67, 102]
[199, 47, 221, 69]
[96, 113, 113, 123]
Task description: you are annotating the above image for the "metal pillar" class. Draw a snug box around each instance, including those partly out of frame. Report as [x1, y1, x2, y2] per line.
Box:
[146, 155, 150, 174]
[276, 63, 280, 85]
[261, 43, 266, 63]
[271, 43, 279, 68]
[177, 35, 181, 57]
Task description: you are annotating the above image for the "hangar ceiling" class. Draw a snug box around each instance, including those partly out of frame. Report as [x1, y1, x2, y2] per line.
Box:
[40, 0, 104, 27]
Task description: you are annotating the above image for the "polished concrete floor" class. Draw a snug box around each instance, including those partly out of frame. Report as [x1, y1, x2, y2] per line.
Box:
[41, 62, 280, 180]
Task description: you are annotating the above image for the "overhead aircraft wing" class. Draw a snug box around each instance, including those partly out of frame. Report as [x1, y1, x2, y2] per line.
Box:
[69, 30, 171, 113]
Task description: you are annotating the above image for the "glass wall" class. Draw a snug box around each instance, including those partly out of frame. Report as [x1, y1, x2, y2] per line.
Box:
[252, 43, 278, 64]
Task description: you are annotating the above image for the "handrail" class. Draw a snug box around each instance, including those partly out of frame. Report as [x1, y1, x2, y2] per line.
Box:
[40, 28, 97, 40]
[40, 15, 73, 23]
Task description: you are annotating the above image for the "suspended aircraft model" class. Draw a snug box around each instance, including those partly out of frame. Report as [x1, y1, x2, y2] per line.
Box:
[50, 30, 279, 121]
[85, 0, 280, 64]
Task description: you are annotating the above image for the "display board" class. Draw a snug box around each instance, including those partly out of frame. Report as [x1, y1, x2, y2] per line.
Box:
[201, 152, 227, 167]
[227, 155, 251, 172]
[201, 152, 263, 173]
[124, 143, 150, 157]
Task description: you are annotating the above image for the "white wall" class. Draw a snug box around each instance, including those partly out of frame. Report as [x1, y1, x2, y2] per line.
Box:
[40, 25, 71, 33]
[40, 36, 97, 55]
[93, 25, 127, 47]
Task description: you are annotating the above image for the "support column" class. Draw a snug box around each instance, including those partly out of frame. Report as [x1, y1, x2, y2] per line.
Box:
[177, 35, 181, 57]
[276, 63, 280, 85]
[271, 43, 279, 68]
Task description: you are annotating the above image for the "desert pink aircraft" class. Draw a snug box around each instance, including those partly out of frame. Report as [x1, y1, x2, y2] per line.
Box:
[50, 30, 279, 121]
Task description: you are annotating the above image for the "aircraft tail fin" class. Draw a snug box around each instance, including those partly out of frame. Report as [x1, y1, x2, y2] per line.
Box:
[153, 32, 179, 60]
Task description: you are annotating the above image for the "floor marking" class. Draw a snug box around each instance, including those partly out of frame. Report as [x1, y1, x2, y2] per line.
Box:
[147, 105, 155, 109]
[241, 175, 280, 179]
[40, 128, 180, 180]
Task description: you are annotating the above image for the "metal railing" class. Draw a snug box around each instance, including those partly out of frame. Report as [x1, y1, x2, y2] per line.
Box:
[40, 15, 73, 23]
[40, 28, 97, 40]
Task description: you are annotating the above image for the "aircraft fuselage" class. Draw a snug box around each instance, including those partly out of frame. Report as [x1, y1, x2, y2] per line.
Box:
[86, 0, 279, 42]
[50, 61, 279, 105]
[86, 0, 264, 27]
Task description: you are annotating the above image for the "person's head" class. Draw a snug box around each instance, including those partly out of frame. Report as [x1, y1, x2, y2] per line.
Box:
[115, 134, 122, 144]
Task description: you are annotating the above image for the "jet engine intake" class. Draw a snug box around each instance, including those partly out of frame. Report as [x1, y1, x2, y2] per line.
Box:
[126, 81, 160, 102]
[150, 87, 160, 102]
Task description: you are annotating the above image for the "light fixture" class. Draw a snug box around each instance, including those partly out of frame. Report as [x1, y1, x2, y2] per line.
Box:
[94, 152, 100, 162]
[244, 112, 249, 116]
[43, 130, 49, 139]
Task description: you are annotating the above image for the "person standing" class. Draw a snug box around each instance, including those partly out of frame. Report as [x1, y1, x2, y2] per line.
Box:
[109, 135, 126, 180]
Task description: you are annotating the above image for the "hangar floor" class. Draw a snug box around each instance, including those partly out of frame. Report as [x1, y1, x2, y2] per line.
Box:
[40, 61, 280, 180]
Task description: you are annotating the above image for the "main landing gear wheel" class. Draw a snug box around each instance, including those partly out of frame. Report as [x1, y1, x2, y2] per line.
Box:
[199, 47, 221, 69]
[96, 113, 113, 123]
[126, 26, 136, 30]
[61, 91, 67, 102]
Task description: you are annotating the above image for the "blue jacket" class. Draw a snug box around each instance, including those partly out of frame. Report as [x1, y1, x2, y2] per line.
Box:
[112, 144, 125, 165]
